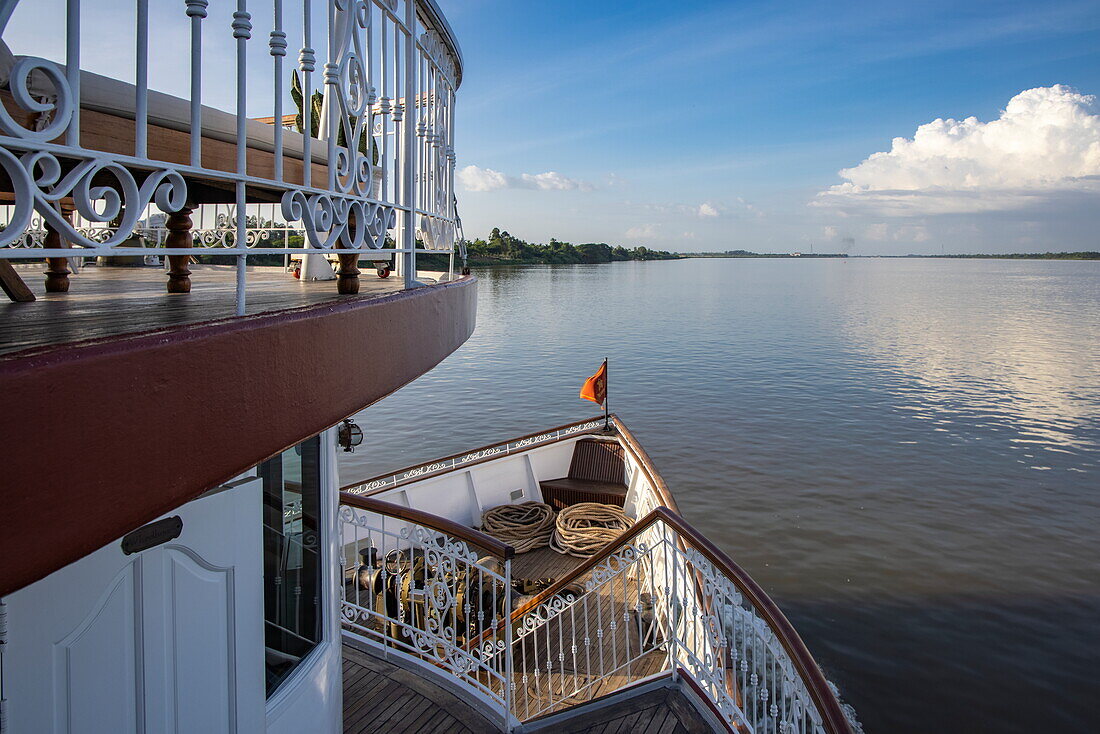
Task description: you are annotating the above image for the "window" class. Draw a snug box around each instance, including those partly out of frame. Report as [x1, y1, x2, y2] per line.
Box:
[259, 437, 323, 697]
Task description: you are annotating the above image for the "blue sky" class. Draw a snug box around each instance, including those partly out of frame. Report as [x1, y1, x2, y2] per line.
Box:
[7, 0, 1098, 254]
[443, 0, 1100, 253]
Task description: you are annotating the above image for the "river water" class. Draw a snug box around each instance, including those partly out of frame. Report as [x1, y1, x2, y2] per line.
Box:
[342, 258, 1100, 733]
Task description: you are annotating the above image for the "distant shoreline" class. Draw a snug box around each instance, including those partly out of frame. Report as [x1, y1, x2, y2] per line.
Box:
[876, 252, 1100, 260]
[429, 229, 1099, 266]
[446, 251, 1100, 267]
[681, 252, 847, 259]
[681, 251, 1100, 260]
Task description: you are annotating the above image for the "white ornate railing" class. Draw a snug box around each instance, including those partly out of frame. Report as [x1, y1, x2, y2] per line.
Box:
[508, 513, 845, 732]
[339, 492, 856, 733]
[339, 494, 515, 718]
[342, 418, 608, 496]
[0, 0, 462, 309]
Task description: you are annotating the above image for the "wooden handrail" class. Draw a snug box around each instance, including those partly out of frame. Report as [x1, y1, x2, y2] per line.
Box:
[650, 508, 854, 734]
[497, 506, 853, 734]
[339, 492, 515, 560]
[612, 416, 680, 514]
[340, 416, 607, 495]
[507, 507, 665, 620]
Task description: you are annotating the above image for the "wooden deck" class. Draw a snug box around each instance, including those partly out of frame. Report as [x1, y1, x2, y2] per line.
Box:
[524, 681, 719, 734]
[0, 263, 405, 356]
[511, 545, 586, 584]
[343, 642, 717, 734]
[343, 642, 500, 734]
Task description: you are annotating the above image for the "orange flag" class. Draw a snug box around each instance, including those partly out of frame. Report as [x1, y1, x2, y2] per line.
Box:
[580, 360, 607, 406]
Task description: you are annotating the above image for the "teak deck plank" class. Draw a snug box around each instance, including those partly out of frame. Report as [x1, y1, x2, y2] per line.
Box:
[343, 670, 389, 714]
[347, 679, 411, 730]
[395, 700, 446, 734]
[0, 265, 405, 357]
[343, 639, 717, 733]
[523, 683, 717, 734]
[373, 693, 426, 730]
[649, 707, 678, 734]
[511, 545, 584, 582]
[342, 642, 499, 734]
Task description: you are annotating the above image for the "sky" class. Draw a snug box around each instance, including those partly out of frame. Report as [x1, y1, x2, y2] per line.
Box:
[440, 0, 1100, 254]
[7, 0, 1099, 254]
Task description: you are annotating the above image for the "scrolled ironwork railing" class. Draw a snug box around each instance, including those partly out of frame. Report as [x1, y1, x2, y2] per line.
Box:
[339, 493, 856, 733]
[338, 493, 516, 718]
[0, 0, 463, 308]
[341, 417, 609, 496]
[501, 507, 854, 732]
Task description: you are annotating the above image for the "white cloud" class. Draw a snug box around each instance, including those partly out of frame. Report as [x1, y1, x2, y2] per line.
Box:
[864, 223, 931, 242]
[458, 165, 592, 192]
[458, 165, 512, 192]
[816, 85, 1100, 214]
[520, 171, 586, 190]
[625, 224, 660, 239]
[632, 200, 747, 218]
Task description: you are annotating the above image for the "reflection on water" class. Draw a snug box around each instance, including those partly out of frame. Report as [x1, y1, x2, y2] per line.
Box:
[838, 264, 1099, 452]
[342, 258, 1100, 733]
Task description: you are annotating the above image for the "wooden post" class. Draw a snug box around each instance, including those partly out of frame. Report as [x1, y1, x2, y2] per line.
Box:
[0, 260, 35, 302]
[165, 205, 194, 293]
[335, 251, 360, 294]
[336, 211, 360, 295]
[43, 202, 75, 293]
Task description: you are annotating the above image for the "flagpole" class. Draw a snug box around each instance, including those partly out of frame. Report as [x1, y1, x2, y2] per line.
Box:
[604, 356, 609, 431]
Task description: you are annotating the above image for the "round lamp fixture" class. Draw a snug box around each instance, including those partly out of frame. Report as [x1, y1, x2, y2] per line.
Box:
[338, 419, 363, 453]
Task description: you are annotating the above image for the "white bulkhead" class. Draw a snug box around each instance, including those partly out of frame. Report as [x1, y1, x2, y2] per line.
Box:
[1, 429, 342, 734]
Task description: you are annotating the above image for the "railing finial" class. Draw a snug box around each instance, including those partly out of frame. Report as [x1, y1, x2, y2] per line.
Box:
[231, 10, 252, 40]
[184, 0, 208, 19]
[269, 29, 288, 57]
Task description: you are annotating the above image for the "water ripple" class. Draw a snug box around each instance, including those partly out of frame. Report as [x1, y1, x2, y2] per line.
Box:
[344, 258, 1100, 733]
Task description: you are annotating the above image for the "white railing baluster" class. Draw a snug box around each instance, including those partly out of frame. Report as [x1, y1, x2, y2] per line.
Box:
[324, 0, 336, 193]
[270, 0, 286, 182]
[300, 0, 314, 189]
[379, 11, 390, 203]
[233, 0, 252, 316]
[65, 0, 79, 147]
[135, 0, 149, 159]
[365, 2, 376, 199]
[400, 0, 416, 288]
[186, 0, 207, 168]
[234, 3, 251, 178]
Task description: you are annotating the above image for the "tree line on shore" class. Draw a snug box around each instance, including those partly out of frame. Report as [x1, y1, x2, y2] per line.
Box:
[422, 228, 681, 268]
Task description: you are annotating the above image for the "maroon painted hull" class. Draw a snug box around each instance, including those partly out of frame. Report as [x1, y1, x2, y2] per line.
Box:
[0, 276, 477, 597]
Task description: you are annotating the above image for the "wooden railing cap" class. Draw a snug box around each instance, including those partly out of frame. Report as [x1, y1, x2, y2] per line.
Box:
[339, 491, 515, 560]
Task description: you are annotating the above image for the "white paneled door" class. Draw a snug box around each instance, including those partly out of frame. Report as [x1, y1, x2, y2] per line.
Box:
[3, 480, 265, 734]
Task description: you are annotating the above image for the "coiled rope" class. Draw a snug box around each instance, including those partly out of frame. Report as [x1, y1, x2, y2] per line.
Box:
[480, 501, 556, 553]
[550, 502, 635, 558]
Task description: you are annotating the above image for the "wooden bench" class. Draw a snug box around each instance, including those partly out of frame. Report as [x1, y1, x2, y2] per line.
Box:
[539, 438, 628, 510]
